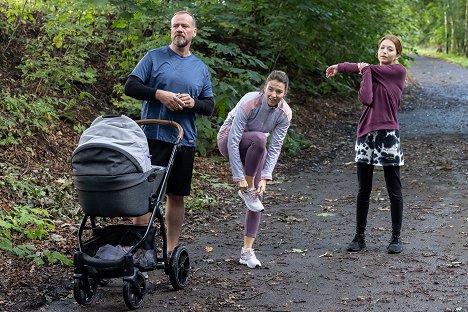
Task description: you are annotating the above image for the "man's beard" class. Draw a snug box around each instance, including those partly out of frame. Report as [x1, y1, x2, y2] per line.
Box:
[173, 36, 190, 48]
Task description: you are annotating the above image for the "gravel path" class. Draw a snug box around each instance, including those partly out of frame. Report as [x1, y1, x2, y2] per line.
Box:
[43, 56, 468, 312]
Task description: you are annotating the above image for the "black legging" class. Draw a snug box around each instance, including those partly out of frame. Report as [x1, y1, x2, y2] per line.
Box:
[355, 163, 403, 236]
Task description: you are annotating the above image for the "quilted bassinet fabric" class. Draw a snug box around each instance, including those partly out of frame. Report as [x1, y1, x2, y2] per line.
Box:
[73, 115, 152, 174]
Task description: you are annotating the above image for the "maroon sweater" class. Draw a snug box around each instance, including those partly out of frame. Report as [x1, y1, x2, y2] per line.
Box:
[338, 62, 406, 137]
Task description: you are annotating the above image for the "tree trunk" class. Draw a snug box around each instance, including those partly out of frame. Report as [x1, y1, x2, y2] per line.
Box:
[450, 15, 456, 53]
[465, 0, 468, 56]
[445, 10, 449, 54]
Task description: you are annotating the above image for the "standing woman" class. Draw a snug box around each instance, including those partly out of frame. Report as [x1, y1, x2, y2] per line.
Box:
[217, 70, 292, 268]
[325, 35, 406, 254]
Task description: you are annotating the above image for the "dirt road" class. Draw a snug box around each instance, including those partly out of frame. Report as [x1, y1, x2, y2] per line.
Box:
[43, 55, 467, 312]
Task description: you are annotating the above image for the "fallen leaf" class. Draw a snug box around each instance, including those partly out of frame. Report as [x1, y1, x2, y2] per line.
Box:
[286, 248, 308, 254]
[317, 212, 336, 217]
[205, 246, 213, 253]
[319, 251, 333, 258]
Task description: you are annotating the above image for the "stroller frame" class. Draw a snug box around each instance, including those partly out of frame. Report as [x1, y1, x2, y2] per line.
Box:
[73, 118, 189, 310]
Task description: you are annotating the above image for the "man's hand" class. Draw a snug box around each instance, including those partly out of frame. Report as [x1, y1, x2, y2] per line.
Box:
[176, 93, 195, 108]
[155, 89, 185, 111]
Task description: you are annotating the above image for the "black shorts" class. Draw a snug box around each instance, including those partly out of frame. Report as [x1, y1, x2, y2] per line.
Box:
[147, 139, 195, 196]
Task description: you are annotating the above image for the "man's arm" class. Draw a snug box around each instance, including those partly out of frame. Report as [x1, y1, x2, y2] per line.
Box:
[193, 97, 214, 116]
[124, 75, 156, 100]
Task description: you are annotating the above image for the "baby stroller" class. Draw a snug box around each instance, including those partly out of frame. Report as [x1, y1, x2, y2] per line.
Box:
[71, 115, 190, 310]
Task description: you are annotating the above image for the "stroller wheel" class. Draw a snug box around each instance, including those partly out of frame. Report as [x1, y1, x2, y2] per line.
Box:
[167, 245, 190, 290]
[123, 271, 147, 310]
[73, 276, 97, 305]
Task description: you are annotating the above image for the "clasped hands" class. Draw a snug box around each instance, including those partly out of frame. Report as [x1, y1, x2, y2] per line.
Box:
[156, 89, 195, 111]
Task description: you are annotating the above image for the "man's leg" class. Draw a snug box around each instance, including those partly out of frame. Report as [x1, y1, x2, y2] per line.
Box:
[165, 193, 185, 253]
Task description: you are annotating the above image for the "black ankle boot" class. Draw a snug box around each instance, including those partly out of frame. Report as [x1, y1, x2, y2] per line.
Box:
[347, 234, 366, 252]
[387, 234, 403, 254]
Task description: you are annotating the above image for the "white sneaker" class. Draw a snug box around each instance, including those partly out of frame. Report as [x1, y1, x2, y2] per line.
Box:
[239, 247, 262, 268]
[238, 188, 264, 212]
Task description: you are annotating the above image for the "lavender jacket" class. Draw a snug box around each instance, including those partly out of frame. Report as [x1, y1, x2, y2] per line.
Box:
[217, 92, 292, 182]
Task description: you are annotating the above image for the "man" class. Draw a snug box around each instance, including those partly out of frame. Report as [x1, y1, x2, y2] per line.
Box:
[124, 11, 214, 253]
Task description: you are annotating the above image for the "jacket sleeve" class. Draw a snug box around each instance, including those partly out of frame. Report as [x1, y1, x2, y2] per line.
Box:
[227, 104, 249, 182]
[261, 114, 291, 180]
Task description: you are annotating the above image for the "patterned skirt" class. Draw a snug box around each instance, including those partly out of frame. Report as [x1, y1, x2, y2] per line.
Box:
[355, 130, 404, 166]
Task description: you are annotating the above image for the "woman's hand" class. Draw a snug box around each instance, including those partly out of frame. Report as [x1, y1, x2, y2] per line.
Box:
[257, 179, 267, 195]
[238, 179, 248, 191]
[325, 64, 338, 78]
[358, 62, 369, 75]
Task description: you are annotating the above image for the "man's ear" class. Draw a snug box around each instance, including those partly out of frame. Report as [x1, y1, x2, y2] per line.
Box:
[193, 28, 197, 37]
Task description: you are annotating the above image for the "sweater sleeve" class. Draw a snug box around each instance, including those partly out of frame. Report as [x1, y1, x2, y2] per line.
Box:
[338, 62, 360, 74]
[368, 64, 406, 84]
[358, 66, 373, 105]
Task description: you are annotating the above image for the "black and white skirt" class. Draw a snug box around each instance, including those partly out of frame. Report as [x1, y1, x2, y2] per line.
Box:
[355, 130, 404, 166]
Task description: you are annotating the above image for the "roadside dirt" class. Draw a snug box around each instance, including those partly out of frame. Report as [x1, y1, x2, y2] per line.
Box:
[2, 55, 467, 312]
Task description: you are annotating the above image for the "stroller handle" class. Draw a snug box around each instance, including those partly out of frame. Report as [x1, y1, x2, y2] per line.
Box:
[135, 119, 184, 141]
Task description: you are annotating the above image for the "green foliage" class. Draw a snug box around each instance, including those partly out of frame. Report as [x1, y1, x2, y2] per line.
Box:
[417, 48, 468, 68]
[283, 128, 312, 156]
[0, 91, 61, 146]
[185, 191, 215, 211]
[1, 169, 80, 219]
[2, 0, 423, 156]
[186, 171, 232, 210]
[195, 117, 218, 157]
[111, 84, 142, 119]
[73, 123, 87, 134]
[0, 205, 54, 240]
[0, 203, 72, 266]
[403, 0, 468, 56]
[0, 238, 73, 266]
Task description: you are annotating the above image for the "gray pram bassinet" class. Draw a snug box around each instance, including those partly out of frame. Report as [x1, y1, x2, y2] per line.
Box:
[72, 115, 165, 217]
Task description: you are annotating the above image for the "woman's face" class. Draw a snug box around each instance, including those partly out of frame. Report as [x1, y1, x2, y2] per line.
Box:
[378, 39, 399, 65]
[264, 80, 286, 107]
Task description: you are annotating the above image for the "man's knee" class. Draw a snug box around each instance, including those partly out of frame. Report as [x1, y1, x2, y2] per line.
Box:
[167, 193, 184, 207]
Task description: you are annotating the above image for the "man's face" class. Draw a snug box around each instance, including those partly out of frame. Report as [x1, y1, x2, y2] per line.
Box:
[171, 13, 196, 48]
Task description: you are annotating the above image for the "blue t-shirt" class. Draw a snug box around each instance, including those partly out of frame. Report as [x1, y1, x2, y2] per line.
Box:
[130, 46, 213, 147]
